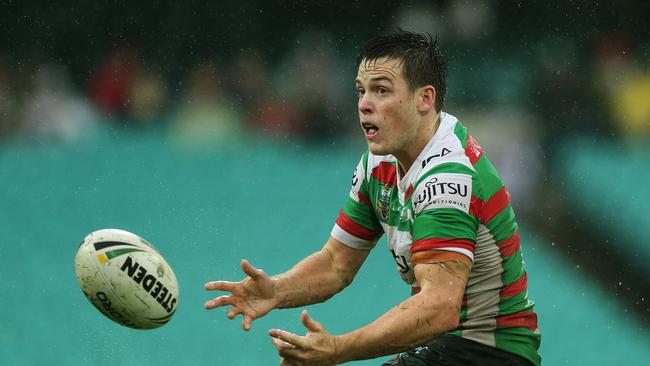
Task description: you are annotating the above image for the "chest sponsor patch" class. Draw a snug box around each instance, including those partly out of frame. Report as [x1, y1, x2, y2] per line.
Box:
[413, 173, 472, 214]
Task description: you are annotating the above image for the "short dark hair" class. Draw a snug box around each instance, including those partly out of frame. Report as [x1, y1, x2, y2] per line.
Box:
[357, 29, 448, 112]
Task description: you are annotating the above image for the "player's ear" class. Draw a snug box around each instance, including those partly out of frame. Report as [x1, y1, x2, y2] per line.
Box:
[416, 85, 436, 113]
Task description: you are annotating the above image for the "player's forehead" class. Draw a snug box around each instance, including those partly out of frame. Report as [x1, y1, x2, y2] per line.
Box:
[355, 57, 405, 85]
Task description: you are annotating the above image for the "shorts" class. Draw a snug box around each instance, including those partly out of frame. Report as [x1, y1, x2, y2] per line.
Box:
[381, 334, 535, 366]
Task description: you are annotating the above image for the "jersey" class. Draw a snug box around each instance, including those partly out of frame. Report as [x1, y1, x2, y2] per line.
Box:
[330, 112, 541, 366]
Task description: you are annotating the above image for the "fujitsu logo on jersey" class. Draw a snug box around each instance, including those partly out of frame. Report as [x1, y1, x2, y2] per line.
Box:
[413, 176, 470, 212]
[417, 177, 468, 199]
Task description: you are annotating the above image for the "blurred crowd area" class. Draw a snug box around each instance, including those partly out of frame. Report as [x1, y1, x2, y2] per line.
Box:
[0, 1, 649, 217]
[0, 34, 352, 144]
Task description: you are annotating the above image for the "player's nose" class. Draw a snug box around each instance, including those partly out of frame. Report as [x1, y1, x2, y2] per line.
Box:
[358, 93, 373, 115]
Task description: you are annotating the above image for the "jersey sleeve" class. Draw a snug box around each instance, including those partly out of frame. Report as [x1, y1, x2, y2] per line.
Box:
[410, 164, 480, 262]
[330, 153, 383, 250]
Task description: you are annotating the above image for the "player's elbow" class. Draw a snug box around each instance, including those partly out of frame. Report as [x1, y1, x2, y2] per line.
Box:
[339, 270, 356, 288]
[408, 302, 460, 348]
[420, 290, 463, 334]
[323, 246, 357, 291]
[437, 293, 463, 332]
[437, 305, 461, 333]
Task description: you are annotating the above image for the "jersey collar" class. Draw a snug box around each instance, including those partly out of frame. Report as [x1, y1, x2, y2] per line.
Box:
[397, 112, 457, 193]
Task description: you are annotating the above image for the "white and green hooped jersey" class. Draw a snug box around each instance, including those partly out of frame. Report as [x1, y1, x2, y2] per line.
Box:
[331, 112, 541, 366]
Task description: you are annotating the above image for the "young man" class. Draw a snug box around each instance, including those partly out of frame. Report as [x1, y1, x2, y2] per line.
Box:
[205, 30, 541, 366]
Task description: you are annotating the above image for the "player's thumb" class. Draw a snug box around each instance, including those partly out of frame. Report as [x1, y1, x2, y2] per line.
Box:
[241, 259, 265, 280]
[300, 310, 322, 332]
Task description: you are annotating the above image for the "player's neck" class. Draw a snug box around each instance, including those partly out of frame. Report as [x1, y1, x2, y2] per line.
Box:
[396, 113, 441, 174]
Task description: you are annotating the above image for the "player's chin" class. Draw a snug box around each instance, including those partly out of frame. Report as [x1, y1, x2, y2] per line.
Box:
[367, 141, 391, 156]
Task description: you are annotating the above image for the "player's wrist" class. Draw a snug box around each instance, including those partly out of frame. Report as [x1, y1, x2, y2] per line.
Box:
[331, 333, 354, 364]
[269, 275, 286, 308]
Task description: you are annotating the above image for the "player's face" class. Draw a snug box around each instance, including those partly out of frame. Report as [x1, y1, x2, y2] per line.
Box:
[355, 57, 420, 158]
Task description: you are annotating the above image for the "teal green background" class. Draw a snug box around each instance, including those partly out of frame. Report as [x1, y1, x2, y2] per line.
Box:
[1, 131, 649, 365]
[555, 138, 650, 273]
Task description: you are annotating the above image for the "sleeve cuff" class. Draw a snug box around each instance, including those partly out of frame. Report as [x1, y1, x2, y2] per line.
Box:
[331, 224, 378, 250]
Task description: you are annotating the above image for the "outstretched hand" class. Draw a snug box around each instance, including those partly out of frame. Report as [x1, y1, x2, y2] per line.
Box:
[269, 310, 340, 366]
[204, 259, 277, 331]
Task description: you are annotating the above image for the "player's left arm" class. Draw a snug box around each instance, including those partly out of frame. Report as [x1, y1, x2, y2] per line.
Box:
[268, 252, 471, 365]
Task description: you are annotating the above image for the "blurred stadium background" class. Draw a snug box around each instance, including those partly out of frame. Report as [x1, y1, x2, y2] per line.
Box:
[1, 1, 649, 365]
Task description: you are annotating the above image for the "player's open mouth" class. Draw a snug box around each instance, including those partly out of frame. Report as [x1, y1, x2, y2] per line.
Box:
[362, 123, 379, 138]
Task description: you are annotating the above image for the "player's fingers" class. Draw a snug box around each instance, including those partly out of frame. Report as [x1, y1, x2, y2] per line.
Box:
[241, 259, 266, 280]
[227, 306, 242, 319]
[204, 295, 236, 310]
[271, 336, 297, 351]
[273, 339, 303, 363]
[204, 280, 238, 292]
[242, 314, 254, 331]
[269, 328, 303, 348]
[280, 358, 301, 366]
[300, 310, 323, 332]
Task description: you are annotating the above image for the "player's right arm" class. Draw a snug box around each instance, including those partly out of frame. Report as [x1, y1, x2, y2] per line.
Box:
[272, 235, 371, 309]
[204, 153, 381, 331]
[204, 237, 369, 331]
[268, 151, 384, 310]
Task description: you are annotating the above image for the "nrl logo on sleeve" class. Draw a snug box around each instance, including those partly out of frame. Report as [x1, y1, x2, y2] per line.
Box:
[413, 173, 472, 214]
[375, 183, 392, 220]
[351, 167, 359, 188]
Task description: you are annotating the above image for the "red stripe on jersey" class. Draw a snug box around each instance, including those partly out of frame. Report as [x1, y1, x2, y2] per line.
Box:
[404, 185, 414, 201]
[411, 286, 421, 295]
[371, 161, 397, 188]
[465, 134, 483, 164]
[501, 272, 528, 297]
[411, 238, 475, 254]
[498, 231, 521, 257]
[335, 210, 381, 240]
[469, 195, 483, 218]
[482, 187, 510, 224]
[358, 191, 371, 205]
[461, 297, 468, 308]
[496, 311, 538, 331]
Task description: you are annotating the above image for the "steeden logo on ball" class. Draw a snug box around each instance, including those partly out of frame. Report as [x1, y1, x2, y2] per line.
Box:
[75, 228, 179, 329]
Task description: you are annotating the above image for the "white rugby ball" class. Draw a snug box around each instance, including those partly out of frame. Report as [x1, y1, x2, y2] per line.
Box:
[75, 228, 179, 329]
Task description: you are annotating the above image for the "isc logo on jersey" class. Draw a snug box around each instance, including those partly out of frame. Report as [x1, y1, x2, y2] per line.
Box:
[75, 229, 179, 329]
[413, 173, 472, 214]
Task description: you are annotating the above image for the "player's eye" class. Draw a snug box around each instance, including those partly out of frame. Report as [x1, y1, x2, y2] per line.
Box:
[356, 88, 365, 97]
[377, 87, 388, 95]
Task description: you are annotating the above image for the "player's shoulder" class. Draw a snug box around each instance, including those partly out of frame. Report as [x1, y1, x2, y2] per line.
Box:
[417, 113, 475, 180]
[411, 114, 477, 214]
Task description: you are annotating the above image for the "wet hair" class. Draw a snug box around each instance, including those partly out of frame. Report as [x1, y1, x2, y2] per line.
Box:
[357, 29, 448, 112]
